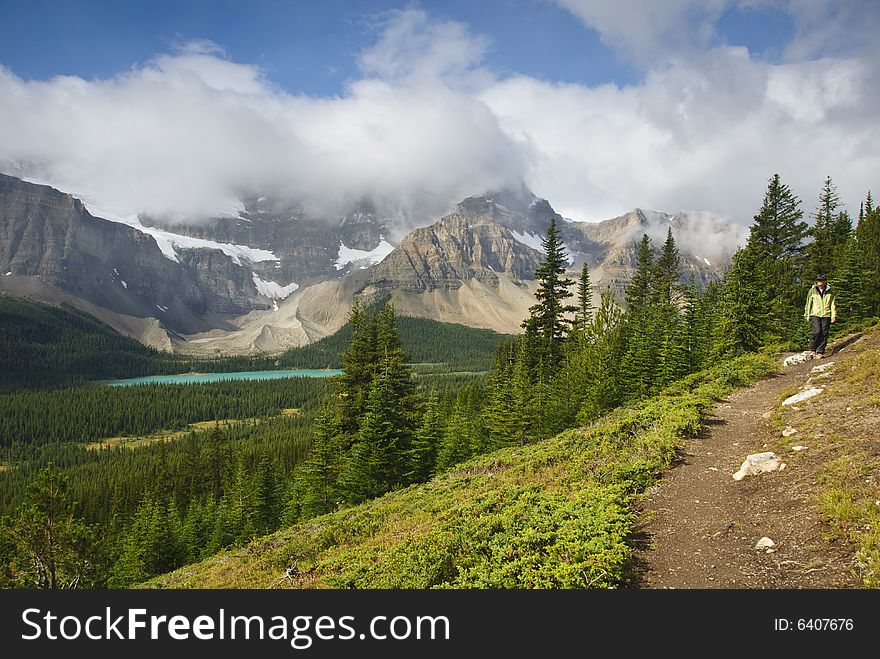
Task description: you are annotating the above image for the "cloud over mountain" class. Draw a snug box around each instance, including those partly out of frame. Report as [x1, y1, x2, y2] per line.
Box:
[0, 4, 876, 235]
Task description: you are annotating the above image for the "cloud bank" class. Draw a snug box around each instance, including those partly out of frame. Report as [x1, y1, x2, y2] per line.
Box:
[0, 4, 877, 237]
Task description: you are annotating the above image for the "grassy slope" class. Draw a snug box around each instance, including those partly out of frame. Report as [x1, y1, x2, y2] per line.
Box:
[771, 323, 880, 587]
[145, 354, 776, 589]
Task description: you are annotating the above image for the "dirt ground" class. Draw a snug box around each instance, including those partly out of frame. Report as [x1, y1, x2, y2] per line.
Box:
[633, 331, 876, 588]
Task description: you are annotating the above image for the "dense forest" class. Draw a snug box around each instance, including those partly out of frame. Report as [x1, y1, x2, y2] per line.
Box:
[1, 174, 877, 588]
[0, 296, 504, 391]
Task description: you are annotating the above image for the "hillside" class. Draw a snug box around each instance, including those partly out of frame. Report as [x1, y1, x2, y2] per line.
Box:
[146, 326, 880, 589]
[145, 353, 778, 588]
[0, 295, 176, 390]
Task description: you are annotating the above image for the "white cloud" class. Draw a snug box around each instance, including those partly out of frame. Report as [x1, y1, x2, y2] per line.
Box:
[0, 4, 877, 247]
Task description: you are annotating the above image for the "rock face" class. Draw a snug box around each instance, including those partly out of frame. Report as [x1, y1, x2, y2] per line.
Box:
[0, 174, 264, 335]
[0, 173, 738, 353]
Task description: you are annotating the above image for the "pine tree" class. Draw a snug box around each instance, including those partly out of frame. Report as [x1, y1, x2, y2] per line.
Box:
[833, 238, 871, 323]
[748, 173, 808, 262]
[712, 246, 770, 356]
[808, 176, 849, 279]
[298, 403, 343, 519]
[407, 391, 443, 484]
[436, 393, 475, 471]
[577, 289, 623, 422]
[335, 303, 379, 435]
[522, 218, 576, 372]
[0, 465, 99, 588]
[742, 174, 808, 346]
[855, 195, 880, 315]
[253, 456, 279, 535]
[341, 366, 406, 503]
[571, 261, 594, 340]
[625, 234, 654, 312]
[652, 227, 682, 306]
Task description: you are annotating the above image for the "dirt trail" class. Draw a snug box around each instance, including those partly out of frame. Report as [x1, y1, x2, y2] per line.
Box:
[634, 336, 865, 588]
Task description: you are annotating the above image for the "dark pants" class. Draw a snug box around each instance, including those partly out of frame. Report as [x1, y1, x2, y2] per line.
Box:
[810, 316, 831, 354]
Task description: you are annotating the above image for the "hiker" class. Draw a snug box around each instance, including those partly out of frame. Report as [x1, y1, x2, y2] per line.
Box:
[804, 274, 836, 358]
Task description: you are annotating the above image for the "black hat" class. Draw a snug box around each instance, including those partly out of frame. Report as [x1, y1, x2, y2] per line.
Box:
[816, 274, 827, 280]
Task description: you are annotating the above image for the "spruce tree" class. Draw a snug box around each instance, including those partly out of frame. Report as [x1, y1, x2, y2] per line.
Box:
[808, 176, 849, 279]
[522, 218, 576, 371]
[1, 466, 99, 588]
[341, 365, 406, 503]
[436, 394, 475, 471]
[833, 238, 871, 323]
[652, 227, 682, 306]
[298, 403, 343, 519]
[625, 234, 654, 312]
[407, 391, 443, 484]
[712, 246, 770, 356]
[571, 261, 594, 340]
[855, 195, 880, 315]
[745, 174, 808, 345]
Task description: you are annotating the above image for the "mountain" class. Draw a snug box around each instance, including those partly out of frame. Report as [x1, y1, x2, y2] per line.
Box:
[0, 173, 739, 354]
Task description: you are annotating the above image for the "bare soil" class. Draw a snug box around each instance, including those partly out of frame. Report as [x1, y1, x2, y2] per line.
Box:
[633, 333, 872, 588]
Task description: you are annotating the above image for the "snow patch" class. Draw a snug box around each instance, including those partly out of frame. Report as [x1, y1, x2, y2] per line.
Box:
[335, 239, 394, 270]
[113, 268, 119, 275]
[120, 280, 127, 289]
[511, 230, 544, 252]
[703, 257, 711, 266]
[4, 272, 11, 276]
[156, 305, 168, 312]
[252, 273, 299, 300]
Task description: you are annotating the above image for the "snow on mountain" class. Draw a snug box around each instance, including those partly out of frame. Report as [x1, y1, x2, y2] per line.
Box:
[335, 239, 395, 270]
[251, 274, 299, 300]
[511, 230, 544, 252]
[74, 195, 276, 265]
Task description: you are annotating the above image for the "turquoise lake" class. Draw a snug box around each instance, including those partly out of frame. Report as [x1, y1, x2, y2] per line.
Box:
[106, 369, 342, 387]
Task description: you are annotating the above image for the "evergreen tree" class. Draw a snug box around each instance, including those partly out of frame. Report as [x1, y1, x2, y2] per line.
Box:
[748, 173, 808, 262]
[712, 246, 770, 356]
[436, 393, 476, 471]
[652, 227, 682, 305]
[745, 173, 808, 345]
[571, 261, 594, 340]
[253, 456, 279, 535]
[341, 365, 407, 503]
[0, 465, 99, 588]
[833, 238, 871, 323]
[297, 403, 343, 519]
[522, 218, 576, 372]
[577, 289, 624, 422]
[808, 176, 849, 278]
[855, 194, 880, 315]
[335, 303, 379, 435]
[407, 391, 443, 483]
[625, 234, 654, 312]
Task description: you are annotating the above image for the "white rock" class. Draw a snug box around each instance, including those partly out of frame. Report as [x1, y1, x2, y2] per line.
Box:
[733, 452, 787, 481]
[781, 388, 823, 406]
[811, 362, 835, 373]
[782, 426, 799, 437]
[783, 353, 810, 367]
[791, 445, 809, 452]
[755, 537, 776, 550]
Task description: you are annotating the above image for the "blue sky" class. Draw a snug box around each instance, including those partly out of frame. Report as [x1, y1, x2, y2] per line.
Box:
[0, 0, 805, 95]
[0, 0, 640, 94]
[0, 1, 877, 231]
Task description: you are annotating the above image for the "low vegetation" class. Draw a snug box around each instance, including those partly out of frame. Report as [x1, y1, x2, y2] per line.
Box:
[147, 353, 774, 588]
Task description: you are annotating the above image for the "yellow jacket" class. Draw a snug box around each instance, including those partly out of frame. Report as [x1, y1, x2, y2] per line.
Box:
[804, 284, 836, 321]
